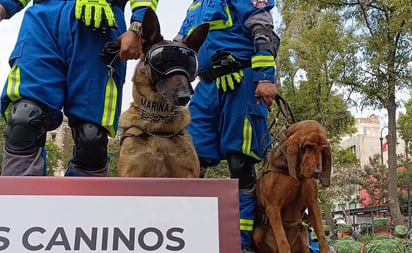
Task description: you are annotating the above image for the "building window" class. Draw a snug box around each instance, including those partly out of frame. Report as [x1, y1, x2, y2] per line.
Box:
[350, 201, 359, 210]
[349, 145, 356, 154]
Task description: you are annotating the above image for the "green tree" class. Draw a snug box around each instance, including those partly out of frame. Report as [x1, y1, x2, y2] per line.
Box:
[45, 139, 67, 176]
[320, 148, 362, 225]
[358, 155, 390, 207]
[204, 161, 230, 178]
[279, 0, 412, 225]
[276, 2, 358, 143]
[397, 99, 412, 157]
[108, 137, 120, 177]
[396, 154, 412, 216]
[328, 0, 411, 226]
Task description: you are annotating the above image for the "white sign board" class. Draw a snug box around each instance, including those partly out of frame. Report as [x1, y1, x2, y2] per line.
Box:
[0, 177, 240, 253]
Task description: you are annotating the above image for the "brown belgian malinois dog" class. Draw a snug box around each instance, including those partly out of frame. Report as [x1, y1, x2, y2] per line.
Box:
[117, 9, 209, 177]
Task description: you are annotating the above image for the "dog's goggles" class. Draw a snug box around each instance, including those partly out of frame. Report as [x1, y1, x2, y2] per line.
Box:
[145, 45, 199, 82]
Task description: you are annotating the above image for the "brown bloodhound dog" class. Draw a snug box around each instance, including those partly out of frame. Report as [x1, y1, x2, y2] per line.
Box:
[253, 120, 332, 253]
[117, 9, 208, 177]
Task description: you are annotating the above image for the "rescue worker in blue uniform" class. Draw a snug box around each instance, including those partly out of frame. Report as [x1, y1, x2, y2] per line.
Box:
[181, 2, 279, 252]
[127, 1, 279, 252]
[0, 0, 141, 175]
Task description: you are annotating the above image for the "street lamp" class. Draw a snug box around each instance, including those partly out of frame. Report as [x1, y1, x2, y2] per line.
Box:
[380, 126, 388, 164]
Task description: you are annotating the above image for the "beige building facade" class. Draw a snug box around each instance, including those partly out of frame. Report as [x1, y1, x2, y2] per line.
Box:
[340, 114, 405, 168]
[337, 114, 406, 225]
[46, 117, 70, 176]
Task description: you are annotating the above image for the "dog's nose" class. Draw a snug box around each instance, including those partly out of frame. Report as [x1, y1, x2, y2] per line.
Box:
[177, 95, 190, 106]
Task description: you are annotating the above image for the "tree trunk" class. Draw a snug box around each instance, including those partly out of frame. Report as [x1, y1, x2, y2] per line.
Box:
[387, 81, 403, 225]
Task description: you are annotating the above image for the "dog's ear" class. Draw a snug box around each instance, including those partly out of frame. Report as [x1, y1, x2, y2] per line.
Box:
[319, 142, 332, 187]
[182, 23, 209, 52]
[141, 8, 164, 49]
[285, 132, 299, 182]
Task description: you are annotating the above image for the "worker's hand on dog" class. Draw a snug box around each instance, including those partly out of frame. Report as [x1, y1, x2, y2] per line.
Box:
[117, 30, 142, 60]
[255, 81, 277, 108]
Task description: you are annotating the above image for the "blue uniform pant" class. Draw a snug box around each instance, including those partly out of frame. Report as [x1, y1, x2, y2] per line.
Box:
[1, 0, 126, 136]
[188, 67, 270, 248]
[0, 0, 127, 175]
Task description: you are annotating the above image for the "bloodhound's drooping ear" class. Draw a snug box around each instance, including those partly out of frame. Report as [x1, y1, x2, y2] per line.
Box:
[141, 8, 163, 54]
[284, 127, 299, 182]
[319, 142, 332, 187]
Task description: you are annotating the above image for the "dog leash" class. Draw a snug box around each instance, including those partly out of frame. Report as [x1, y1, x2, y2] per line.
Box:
[100, 42, 121, 77]
[274, 94, 296, 126]
[260, 94, 296, 157]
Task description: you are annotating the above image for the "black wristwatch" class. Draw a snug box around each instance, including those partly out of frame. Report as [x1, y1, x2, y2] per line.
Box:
[128, 21, 142, 36]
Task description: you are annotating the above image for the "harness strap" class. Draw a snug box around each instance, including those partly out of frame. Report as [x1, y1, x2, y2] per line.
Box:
[120, 126, 184, 144]
[262, 165, 288, 175]
[120, 127, 145, 145]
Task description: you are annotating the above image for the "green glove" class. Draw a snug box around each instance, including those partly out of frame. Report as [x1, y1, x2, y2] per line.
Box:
[75, 0, 117, 33]
[216, 69, 244, 92]
[211, 51, 244, 92]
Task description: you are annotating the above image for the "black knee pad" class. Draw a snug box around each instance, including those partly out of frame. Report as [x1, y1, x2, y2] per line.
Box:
[199, 158, 213, 178]
[4, 99, 48, 155]
[71, 121, 108, 170]
[199, 158, 213, 169]
[227, 152, 257, 190]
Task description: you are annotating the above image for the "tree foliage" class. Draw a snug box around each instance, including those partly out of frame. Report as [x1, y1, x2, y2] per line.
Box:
[108, 138, 120, 177]
[319, 148, 361, 225]
[397, 99, 412, 157]
[45, 139, 67, 176]
[278, 0, 412, 225]
[358, 155, 389, 207]
[395, 154, 412, 215]
[275, 1, 358, 144]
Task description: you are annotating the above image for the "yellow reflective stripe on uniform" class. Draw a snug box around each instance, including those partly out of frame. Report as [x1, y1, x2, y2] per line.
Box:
[188, 1, 201, 11]
[208, 4, 232, 30]
[240, 218, 254, 231]
[187, 4, 232, 36]
[242, 118, 261, 160]
[251, 55, 275, 68]
[101, 76, 118, 137]
[5, 65, 22, 121]
[19, 0, 31, 8]
[4, 104, 13, 122]
[130, 0, 158, 11]
[6, 65, 22, 102]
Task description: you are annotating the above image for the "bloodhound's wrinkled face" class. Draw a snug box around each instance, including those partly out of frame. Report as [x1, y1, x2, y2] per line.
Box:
[285, 120, 332, 187]
[299, 134, 331, 180]
[139, 9, 209, 106]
